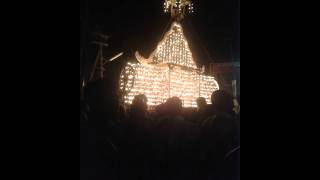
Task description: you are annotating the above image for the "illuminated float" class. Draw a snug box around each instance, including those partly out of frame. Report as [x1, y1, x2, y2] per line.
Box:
[119, 1, 219, 108]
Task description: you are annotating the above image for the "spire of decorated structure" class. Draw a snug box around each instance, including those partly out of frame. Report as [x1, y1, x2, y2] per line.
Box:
[136, 22, 197, 69]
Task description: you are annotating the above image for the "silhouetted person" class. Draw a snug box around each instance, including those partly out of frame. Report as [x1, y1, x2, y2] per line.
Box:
[166, 96, 183, 116]
[192, 97, 211, 125]
[233, 96, 240, 121]
[130, 94, 147, 117]
[200, 90, 240, 180]
[82, 80, 120, 180]
[197, 97, 207, 111]
[124, 93, 149, 139]
[156, 97, 185, 141]
[121, 94, 152, 180]
[154, 97, 199, 179]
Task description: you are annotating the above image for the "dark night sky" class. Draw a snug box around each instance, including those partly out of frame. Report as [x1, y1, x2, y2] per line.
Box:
[80, 0, 240, 65]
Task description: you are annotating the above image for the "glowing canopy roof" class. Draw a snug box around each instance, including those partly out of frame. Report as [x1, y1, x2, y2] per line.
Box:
[136, 22, 197, 69]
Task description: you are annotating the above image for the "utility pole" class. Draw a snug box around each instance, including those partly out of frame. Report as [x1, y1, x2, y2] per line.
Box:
[89, 33, 123, 82]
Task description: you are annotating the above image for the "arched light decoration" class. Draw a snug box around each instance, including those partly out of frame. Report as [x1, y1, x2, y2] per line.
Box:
[120, 22, 219, 108]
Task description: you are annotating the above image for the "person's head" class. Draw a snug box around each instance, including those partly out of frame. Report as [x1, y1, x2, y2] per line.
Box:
[165, 96, 182, 116]
[131, 94, 148, 114]
[155, 103, 166, 116]
[211, 90, 234, 113]
[196, 97, 207, 110]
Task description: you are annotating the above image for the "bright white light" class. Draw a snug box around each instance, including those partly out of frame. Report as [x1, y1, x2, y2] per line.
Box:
[109, 52, 123, 62]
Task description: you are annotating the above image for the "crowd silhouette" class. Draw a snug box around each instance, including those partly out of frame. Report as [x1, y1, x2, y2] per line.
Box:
[80, 84, 240, 180]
